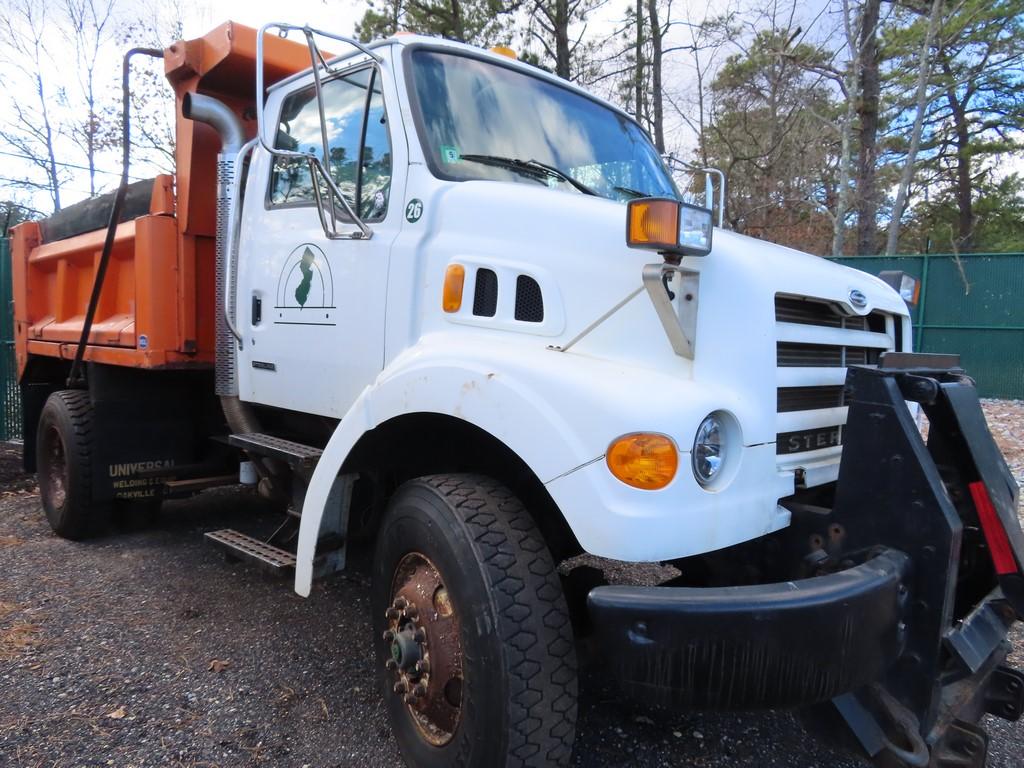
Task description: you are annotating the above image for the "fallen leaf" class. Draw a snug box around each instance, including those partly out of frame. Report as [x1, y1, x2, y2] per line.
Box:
[208, 658, 230, 673]
[107, 707, 126, 719]
[0, 621, 40, 659]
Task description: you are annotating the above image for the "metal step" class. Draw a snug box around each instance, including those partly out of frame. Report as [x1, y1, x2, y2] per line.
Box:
[228, 433, 323, 469]
[205, 529, 296, 572]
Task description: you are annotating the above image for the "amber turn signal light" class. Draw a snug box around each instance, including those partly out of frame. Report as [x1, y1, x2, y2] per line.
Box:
[627, 199, 679, 251]
[442, 264, 466, 313]
[878, 270, 921, 308]
[606, 433, 678, 490]
[489, 45, 518, 59]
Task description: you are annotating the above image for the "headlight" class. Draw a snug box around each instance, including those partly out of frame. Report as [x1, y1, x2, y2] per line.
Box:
[692, 414, 724, 486]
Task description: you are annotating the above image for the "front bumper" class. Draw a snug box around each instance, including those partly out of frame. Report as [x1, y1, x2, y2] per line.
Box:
[587, 549, 911, 709]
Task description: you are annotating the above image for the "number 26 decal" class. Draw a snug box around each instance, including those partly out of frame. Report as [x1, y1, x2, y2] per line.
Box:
[405, 199, 424, 223]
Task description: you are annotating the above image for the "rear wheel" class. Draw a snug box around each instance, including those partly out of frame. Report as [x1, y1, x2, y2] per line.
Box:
[373, 474, 578, 768]
[36, 390, 109, 539]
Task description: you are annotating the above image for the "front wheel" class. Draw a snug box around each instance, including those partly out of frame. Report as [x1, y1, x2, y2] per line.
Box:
[373, 474, 578, 768]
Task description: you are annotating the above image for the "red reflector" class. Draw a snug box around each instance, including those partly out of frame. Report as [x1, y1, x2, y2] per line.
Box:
[969, 481, 1019, 576]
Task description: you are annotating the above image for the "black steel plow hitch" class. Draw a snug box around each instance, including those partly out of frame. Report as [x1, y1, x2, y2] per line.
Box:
[829, 353, 1023, 767]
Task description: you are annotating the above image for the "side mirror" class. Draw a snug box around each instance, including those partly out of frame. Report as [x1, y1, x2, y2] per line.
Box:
[255, 22, 383, 241]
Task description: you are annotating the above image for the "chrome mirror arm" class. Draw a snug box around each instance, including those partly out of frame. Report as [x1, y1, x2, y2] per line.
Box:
[304, 27, 339, 231]
[664, 155, 726, 229]
[255, 22, 380, 240]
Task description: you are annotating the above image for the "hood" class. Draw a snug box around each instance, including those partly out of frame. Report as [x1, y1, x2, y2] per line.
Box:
[428, 179, 908, 327]
[420, 178, 909, 447]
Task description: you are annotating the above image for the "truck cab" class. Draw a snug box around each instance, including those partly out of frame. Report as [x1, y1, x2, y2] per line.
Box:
[10, 22, 1022, 768]
[235, 32, 911, 567]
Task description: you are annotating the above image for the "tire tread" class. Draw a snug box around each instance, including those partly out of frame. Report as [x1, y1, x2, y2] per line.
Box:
[38, 389, 105, 539]
[419, 474, 578, 767]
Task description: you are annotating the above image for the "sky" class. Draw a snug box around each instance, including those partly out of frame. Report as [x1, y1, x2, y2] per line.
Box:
[14, 0, 995, 220]
[180, 0, 364, 38]
[0, 0, 638, 214]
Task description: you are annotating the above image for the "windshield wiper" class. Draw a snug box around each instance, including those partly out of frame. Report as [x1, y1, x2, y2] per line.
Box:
[460, 154, 597, 196]
[613, 185, 647, 199]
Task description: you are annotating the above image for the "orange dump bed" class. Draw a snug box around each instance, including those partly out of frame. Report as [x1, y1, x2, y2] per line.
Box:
[9, 21, 315, 378]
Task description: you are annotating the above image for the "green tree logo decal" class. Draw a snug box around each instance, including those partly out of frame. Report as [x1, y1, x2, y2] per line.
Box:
[294, 247, 315, 308]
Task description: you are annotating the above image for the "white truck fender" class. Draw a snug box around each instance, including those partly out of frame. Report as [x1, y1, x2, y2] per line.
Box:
[294, 386, 373, 597]
[294, 340, 790, 596]
[293, 353, 593, 597]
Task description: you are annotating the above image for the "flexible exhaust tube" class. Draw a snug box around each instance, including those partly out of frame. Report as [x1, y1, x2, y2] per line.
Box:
[66, 47, 164, 388]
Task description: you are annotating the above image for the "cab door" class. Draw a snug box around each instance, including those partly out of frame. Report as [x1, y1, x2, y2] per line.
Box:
[236, 61, 400, 419]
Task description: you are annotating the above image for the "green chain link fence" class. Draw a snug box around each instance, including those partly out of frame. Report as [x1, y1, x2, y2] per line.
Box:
[831, 252, 1024, 400]
[1, 237, 21, 441]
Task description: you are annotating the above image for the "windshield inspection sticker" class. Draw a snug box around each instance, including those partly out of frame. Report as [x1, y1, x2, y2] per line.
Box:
[405, 199, 424, 223]
[440, 145, 461, 164]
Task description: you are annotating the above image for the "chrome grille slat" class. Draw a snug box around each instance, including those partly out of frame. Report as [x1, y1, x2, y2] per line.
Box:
[778, 342, 844, 367]
[776, 321, 892, 349]
[775, 297, 842, 327]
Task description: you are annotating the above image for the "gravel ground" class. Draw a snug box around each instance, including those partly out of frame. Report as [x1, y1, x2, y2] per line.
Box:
[1, 400, 1023, 768]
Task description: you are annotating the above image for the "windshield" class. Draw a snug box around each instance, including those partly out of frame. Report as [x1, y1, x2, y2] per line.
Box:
[408, 50, 679, 202]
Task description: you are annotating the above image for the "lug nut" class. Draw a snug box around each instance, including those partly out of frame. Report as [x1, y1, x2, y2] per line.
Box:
[405, 604, 419, 619]
[382, 629, 396, 642]
[385, 607, 401, 620]
[394, 680, 408, 694]
[413, 628, 427, 643]
[413, 683, 428, 697]
[414, 660, 430, 675]
[385, 659, 398, 671]
[394, 597, 408, 610]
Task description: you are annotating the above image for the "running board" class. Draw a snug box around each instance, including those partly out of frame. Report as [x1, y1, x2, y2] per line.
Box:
[228, 433, 323, 469]
[205, 529, 296, 572]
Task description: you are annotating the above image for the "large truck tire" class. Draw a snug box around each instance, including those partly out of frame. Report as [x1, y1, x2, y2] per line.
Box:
[373, 474, 578, 768]
[36, 390, 110, 540]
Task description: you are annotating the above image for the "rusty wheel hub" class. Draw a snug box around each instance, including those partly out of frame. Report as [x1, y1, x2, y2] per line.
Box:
[384, 552, 463, 745]
[41, 426, 68, 510]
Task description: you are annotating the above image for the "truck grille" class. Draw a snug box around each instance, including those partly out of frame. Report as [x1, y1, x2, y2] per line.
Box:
[777, 385, 845, 412]
[775, 295, 895, 480]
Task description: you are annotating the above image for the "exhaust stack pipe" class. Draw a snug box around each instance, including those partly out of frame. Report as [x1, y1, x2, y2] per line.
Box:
[182, 92, 244, 399]
[183, 92, 282, 494]
[182, 92, 245, 154]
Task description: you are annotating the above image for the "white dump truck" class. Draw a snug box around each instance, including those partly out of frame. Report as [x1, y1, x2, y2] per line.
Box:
[10, 21, 1023, 768]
